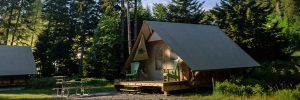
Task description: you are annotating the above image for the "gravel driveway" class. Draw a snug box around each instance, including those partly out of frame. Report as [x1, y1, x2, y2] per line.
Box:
[68, 91, 187, 100]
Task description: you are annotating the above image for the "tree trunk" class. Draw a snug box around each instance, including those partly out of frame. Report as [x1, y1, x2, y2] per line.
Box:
[120, 0, 125, 65]
[31, 0, 41, 46]
[78, 1, 85, 77]
[4, 4, 15, 45]
[125, 0, 131, 54]
[133, 0, 137, 43]
[11, 0, 23, 45]
[79, 30, 84, 77]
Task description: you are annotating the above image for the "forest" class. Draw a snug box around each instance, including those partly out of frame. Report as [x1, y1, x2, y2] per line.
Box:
[0, 0, 300, 98]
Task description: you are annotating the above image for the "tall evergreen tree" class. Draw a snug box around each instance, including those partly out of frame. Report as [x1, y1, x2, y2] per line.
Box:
[35, 0, 75, 76]
[34, 0, 100, 76]
[167, 0, 205, 24]
[88, 0, 121, 80]
[211, 0, 293, 61]
[0, 0, 41, 45]
[153, 3, 168, 21]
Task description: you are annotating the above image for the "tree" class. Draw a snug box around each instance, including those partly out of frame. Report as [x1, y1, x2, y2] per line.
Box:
[153, 3, 168, 21]
[265, 0, 300, 50]
[34, 0, 100, 76]
[75, 0, 100, 77]
[0, 0, 41, 46]
[211, 0, 293, 61]
[88, 0, 121, 80]
[166, 0, 205, 24]
[35, 0, 76, 76]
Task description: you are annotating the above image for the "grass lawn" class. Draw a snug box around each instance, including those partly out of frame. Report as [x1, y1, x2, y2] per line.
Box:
[186, 92, 300, 100]
[0, 89, 56, 100]
[187, 95, 273, 100]
[0, 78, 115, 100]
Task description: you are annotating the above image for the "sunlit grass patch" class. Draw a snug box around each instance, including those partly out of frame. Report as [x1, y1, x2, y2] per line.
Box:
[0, 93, 54, 100]
[0, 78, 115, 99]
[187, 93, 274, 100]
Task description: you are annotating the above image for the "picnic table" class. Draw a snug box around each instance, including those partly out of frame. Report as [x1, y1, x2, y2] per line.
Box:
[53, 76, 88, 97]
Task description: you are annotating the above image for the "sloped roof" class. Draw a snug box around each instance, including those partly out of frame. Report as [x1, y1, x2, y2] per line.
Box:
[146, 21, 260, 70]
[0, 45, 37, 76]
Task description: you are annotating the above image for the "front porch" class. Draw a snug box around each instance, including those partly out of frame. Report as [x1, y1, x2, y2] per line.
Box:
[114, 80, 192, 96]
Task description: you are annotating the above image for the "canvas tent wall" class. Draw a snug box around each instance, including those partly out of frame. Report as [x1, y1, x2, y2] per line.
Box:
[0, 45, 36, 86]
[137, 41, 191, 81]
[124, 21, 260, 83]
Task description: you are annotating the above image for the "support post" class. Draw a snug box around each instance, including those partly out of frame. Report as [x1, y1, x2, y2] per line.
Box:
[163, 91, 168, 96]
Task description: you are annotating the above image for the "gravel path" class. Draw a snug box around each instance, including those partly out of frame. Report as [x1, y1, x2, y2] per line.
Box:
[68, 91, 187, 100]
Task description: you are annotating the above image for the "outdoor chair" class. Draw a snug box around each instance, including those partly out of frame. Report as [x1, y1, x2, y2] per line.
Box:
[126, 62, 140, 81]
[163, 59, 179, 81]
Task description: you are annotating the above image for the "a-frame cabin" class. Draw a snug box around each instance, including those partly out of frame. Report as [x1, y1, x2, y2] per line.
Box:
[0, 45, 36, 86]
[114, 21, 260, 95]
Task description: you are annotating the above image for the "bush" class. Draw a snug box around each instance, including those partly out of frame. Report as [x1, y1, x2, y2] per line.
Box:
[84, 78, 110, 86]
[250, 60, 300, 89]
[274, 89, 300, 100]
[26, 77, 56, 89]
[215, 80, 263, 96]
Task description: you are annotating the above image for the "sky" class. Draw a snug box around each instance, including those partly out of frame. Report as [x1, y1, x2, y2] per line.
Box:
[141, 0, 220, 11]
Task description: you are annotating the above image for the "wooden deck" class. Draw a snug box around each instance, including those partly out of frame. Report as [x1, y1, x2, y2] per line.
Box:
[114, 80, 192, 95]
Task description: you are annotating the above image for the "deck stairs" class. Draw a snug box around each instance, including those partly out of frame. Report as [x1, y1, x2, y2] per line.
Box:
[119, 85, 141, 94]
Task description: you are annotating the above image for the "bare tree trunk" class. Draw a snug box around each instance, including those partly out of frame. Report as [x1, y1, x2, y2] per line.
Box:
[133, 0, 137, 43]
[79, 29, 84, 77]
[31, 0, 41, 46]
[120, 0, 125, 64]
[4, 4, 15, 45]
[79, 1, 86, 77]
[30, 27, 35, 46]
[11, 0, 23, 45]
[125, 0, 131, 54]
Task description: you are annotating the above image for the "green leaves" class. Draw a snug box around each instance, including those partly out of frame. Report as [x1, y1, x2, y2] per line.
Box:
[212, 0, 292, 61]
[34, 0, 100, 76]
[87, 1, 121, 80]
[152, 0, 205, 24]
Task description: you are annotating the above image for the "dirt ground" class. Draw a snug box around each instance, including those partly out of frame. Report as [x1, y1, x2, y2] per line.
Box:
[68, 91, 187, 100]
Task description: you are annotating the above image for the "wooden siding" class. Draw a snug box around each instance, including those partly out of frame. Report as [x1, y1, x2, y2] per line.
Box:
[0, 75, 29, 86]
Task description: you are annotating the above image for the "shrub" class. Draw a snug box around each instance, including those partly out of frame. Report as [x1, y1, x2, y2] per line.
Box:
[251, 60, 300, 87]
[274, 89, 300, 100]
[26, 77, 56, 89]
[84, 78, 110, 86]
[215, 80, 263, 96]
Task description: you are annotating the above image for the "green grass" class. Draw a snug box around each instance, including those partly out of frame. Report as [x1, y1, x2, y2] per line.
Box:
[0, 94, 54, 100]
[0, 89, 56, 100]
[0, 78, 115, 99]
[186, 92, 276, 100]
[187, 95, 272, 100]
[187, 89, 300, 100]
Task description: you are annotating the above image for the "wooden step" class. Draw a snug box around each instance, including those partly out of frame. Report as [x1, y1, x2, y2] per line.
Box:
[120, 88, 139, 92]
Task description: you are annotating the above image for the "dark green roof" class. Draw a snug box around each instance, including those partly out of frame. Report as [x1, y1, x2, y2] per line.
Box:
[0, 45, 36, 76]
[146, 21, 260, 70]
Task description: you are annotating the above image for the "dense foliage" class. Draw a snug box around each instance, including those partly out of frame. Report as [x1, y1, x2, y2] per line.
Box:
[0, 0, 43, 45]
[152, 0, 205, 24]
[211, 0, 293, 61]
[87, 0, 121, 80]
[34, 0, 100, 76]
[215, 59, 300, 96]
